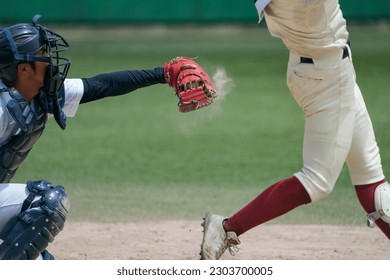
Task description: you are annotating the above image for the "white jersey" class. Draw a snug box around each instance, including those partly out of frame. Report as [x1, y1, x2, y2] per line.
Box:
[264, 0, 349, 59]
[60, 78, 84, 118]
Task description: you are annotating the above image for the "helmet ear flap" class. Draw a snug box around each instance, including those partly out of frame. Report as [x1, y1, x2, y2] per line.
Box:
[0, 63, 17, 83]
[0, 27, 19, 83]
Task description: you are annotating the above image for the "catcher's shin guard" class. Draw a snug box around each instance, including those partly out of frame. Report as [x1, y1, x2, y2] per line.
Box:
[0, 180, 69, 260]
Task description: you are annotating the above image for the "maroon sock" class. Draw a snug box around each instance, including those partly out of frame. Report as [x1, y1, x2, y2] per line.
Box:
[355, 179, 390, 239]
[224, 176, 311, 236]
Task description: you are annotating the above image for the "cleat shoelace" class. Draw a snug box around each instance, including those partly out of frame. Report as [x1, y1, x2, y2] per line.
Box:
[227, 244, 239, 256]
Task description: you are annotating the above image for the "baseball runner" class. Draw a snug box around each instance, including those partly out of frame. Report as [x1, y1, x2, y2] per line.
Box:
[0, 15, 217, 260]
[200, 0, 390, 259]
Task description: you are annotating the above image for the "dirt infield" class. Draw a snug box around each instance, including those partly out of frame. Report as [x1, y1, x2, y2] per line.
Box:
[49, 220, 390, 260]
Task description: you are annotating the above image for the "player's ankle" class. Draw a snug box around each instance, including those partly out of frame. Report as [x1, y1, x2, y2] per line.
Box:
[223, 218, 234, 233]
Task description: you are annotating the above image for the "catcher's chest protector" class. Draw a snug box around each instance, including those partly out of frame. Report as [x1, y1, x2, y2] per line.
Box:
[0, 85, 47, 183]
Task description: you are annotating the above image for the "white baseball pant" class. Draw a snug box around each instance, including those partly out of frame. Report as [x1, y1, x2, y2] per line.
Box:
[287, 47, 385, 202]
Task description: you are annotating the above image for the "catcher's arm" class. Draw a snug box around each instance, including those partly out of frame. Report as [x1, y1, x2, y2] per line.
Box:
[164, 57, 218, 112]
[80, 68, 165, 104]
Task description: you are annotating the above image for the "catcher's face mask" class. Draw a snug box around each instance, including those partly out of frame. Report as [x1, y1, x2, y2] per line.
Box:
[33, 14, 71, 130]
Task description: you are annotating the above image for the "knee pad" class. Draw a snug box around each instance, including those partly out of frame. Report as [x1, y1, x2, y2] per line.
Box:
[367, 182, 390, 228]
[0, 180, 70, 260]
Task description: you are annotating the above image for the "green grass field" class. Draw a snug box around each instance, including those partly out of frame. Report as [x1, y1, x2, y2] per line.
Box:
[13, 24, 390, 225]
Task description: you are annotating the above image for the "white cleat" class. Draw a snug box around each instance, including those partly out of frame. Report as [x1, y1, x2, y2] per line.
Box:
[200, 213, 240, 260]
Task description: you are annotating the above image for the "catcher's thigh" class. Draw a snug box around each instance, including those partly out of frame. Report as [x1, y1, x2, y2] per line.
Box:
[0, 183, 29, 231]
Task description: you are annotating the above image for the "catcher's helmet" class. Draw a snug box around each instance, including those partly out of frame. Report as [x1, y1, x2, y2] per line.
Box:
[0, 14, 71, 129]
[0, 23, 43, 82]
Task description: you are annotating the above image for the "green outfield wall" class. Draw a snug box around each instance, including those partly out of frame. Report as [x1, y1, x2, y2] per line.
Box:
[0, 0, 389, 24]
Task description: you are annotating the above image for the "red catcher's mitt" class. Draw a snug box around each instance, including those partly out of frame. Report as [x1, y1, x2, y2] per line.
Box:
[164, 57, 217, 112]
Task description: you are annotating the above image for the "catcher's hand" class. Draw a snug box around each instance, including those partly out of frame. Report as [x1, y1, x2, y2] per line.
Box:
[164, 57, 218, 112]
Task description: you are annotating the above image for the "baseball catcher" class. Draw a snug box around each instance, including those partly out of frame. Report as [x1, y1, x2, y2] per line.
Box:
[164, 56, 218, 112]
[0, 15, 217, 260]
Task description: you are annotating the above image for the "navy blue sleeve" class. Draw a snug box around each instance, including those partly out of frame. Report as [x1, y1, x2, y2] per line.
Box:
[80, 67, 166, 104]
